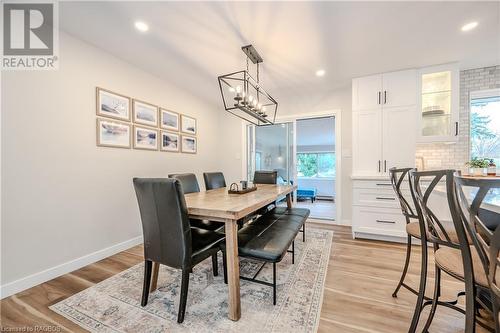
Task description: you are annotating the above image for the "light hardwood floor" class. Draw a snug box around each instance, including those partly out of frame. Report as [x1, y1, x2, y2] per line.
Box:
[0, 222, 482, 332]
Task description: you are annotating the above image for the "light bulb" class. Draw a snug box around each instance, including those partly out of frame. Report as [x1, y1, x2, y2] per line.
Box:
[257, 103, 262, 110]
[248, 95, 254, 103]
[236, 86, 242, 93]
[228, 87, 235, 93]
[252, 99, 257, 107]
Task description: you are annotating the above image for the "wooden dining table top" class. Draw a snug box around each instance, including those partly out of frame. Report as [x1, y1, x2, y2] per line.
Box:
[184, 184, 297, 222]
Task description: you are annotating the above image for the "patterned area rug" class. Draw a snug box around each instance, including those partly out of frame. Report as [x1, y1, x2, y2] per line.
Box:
[50, 228, 332, 333]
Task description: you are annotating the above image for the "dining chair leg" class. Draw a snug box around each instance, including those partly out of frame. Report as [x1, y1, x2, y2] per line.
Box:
[178, 269, 190, 324]
[463, 265, 477, 333]
[212, 253, 219, 277]
[292, 241, 295, 264]
[392, 234, 412, 298]
[422, 264, 441, 332]
[302, 223, 306, 242]
[273, 262, 277, 305]
[493, 297, 500, 333]
[141, 260, 152, 307]
[222, 250, 228, 284]
[408, 237, 428, 333]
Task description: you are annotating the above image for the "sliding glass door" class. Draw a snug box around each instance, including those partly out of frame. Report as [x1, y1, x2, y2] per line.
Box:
[247, 123, 294, 185]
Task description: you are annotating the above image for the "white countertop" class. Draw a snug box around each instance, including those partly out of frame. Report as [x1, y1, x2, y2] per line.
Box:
[434, 186, 500, 214]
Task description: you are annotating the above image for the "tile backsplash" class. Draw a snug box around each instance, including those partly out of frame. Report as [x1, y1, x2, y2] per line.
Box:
[415, 65, 500, 170]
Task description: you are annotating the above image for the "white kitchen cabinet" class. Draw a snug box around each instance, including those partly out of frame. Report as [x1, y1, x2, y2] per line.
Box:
[352, 108, 383, 174]
[352, 69, 417, 174]
[417, 63, 459, 143]
[352, 69, 417, 111]
[352, 74, 382, 110]
[382, 106, 417, 173]
[382, 70, 417, 107]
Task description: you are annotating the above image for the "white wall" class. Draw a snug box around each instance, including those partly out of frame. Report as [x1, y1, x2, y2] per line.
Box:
[1, 33, 221, 296]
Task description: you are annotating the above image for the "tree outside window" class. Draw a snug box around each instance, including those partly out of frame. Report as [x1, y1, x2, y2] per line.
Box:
[470, 95, 500, 165]
[297, 153, 335, 178]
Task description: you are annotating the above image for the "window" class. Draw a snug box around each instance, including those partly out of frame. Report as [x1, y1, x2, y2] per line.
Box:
[470, 90, 500, 166]
[297, 153, 335, 178]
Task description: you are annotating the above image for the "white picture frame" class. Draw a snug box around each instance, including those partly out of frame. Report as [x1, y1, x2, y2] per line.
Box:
[160, 109, 179, 131]
[161, 131, 180, 152]
[96, 88, 130, 121]
[133, 126, 158, 150]
[181, 114, 197, 135]
[181, 135, 197, 154]
[133, 100, 159, 127]
[96, 118, 131, 148]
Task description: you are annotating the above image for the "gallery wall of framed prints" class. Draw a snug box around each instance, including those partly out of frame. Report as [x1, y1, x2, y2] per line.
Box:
[95, 87, 197, 154]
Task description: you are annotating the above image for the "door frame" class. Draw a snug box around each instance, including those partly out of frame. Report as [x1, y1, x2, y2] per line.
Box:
[242, 109, 342, 224]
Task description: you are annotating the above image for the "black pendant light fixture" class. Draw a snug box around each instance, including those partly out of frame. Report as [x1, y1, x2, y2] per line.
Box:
[218, 45, 278, 126]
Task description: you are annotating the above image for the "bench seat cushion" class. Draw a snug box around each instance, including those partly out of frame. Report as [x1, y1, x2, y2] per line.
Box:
[237, 213, 304, 262]
[271, 207, 310, 219]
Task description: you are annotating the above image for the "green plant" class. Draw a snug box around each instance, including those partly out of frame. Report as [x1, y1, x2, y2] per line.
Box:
[466, 157, 490, 168]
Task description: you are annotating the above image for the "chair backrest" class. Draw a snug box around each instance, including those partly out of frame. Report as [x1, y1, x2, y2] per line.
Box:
[133, 178, 192, 269]
[203, 172, 226, 190]
[389, 167, 418, 221]
[168, 173, 200, 194]
[409, 169, 463, 248]
[254, 170, 278, 184]
[454, 175, 500, 300]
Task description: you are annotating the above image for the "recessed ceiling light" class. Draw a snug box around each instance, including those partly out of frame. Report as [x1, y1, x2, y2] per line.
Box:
[461, 21, 478, 32]
[315, 69, 326, 77]
[134, 21, 149, 32]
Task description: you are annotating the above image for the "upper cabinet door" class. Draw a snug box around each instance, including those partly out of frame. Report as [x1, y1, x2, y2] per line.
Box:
[352, 108, 383, 175]
[382, 70, 417, 108]
[417, 63, 459, 143]
[352, 74, 383, 111]
[382, 106, 417, 173]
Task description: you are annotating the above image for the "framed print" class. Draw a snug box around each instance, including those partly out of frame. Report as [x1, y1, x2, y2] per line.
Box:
[133, 100, 159, 127]
[181, 135, 197, 154]
[181, 114, 197, 135]
[96, 118, 131, 148]
[161, 131, 180, 152]
[96, 88, 130, 121]
[160, 108, 179, 131]
[134, 126, 158, 150]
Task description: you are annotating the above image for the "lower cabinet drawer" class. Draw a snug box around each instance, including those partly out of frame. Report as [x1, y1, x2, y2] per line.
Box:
[353, 188, 401, 208]
[352, 206, 406, 238]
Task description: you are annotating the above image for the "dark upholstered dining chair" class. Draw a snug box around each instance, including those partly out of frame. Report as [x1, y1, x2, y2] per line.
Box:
[454, 175, 500, 333]
[253, 170, 278, 185]
[203, 172, 226, 190]
[168, 173, 224, 232]
[133, 178, 225, 323]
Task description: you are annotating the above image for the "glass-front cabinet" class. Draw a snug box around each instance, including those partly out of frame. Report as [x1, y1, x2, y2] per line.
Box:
[417, 63, 459, 142]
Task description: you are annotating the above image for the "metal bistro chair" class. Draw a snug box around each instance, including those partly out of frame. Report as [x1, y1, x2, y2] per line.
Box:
[389, 167, 421, 298]
[408, 169, 472, 333]
[454, 174, 500, 333]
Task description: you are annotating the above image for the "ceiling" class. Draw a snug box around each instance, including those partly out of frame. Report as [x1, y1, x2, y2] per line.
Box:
[60, 1, 500, 114]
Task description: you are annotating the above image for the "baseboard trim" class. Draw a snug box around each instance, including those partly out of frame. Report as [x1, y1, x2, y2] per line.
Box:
[0, 235, 143, 299]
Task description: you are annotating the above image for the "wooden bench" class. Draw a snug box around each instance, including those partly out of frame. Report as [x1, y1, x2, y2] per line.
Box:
[224, 208, 310, 305]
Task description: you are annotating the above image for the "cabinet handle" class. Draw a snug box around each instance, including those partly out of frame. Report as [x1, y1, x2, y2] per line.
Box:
[378, 91, 381, 105]
[455, 122, 459, 136]
[376, 197, 396, 200]
[378, 160, 381, 172]
[376, 219, 396, 224]
[376, 183, 392, 186]
[384, 160, 387, 172]
[384, 90, 387, 104]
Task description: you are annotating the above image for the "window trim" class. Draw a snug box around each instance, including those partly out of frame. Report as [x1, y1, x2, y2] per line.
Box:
[469, 88, 500, 162]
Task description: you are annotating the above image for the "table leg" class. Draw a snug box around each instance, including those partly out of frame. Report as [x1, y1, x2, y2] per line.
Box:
[225, 221, 241, 321]
[286, 192, 293, 209]
[150, 262, 160, 292]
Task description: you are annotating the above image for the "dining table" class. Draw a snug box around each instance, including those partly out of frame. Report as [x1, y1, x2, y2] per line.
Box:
[149, 183, 297, 321]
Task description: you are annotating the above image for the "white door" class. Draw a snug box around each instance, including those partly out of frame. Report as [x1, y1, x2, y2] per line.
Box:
[352, 74, 383, 111]
[382, 106, 417, 173]
[382, 70, 417, 108]
[352, 109, 383, 175]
